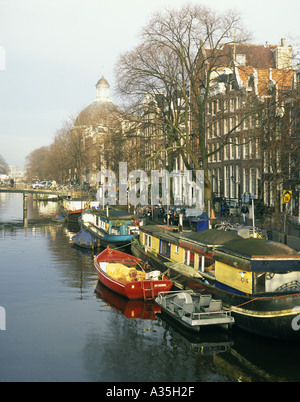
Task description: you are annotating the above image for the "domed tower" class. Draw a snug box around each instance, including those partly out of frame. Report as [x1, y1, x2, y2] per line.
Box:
[95, 75, 111, 102]
[73, 75, 124, 184]
[74, 75, 119, 127]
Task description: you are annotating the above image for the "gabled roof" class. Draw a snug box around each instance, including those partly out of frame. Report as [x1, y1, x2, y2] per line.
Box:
[204, 43, 278, 69]
[224, 43, 277, 69]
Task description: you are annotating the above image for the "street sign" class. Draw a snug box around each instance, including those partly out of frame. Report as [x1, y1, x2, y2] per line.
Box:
[283, 190, 292, 203]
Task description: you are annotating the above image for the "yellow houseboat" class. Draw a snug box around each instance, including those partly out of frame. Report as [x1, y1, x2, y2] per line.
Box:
[132, 225, 300, 340]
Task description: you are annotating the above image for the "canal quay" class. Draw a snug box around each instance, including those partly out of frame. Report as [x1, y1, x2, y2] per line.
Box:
[1, 192, 300, 383]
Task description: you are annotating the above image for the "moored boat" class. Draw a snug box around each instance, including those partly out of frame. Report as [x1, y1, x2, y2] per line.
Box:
[52, 214, 66, 223]
[72, 229, 98, 249]
[132, 225, 300, 340]
[81, 208, 143, 247]
[155, 290, 234, 333]
[94, 247, 173, 300]
[61, 198, 100, 222]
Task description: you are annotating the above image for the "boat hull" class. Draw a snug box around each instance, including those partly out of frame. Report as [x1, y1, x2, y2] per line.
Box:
[66, 209, 85, 223]
[81, 221, 134, 247]
[94, 247, 173, 300]
[131, 240, 300, 340]
[155, 292, 234, 334]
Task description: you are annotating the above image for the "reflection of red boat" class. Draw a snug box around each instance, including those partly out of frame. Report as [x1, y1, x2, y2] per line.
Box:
[95, 281, 161, 319]
[94, 247, 173, 300]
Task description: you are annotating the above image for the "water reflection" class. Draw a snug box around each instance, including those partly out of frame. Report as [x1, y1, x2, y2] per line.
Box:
[95, 281, 161, 320]
[1, 193, 300, 382]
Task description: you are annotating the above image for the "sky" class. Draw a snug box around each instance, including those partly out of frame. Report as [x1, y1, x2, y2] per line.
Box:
[0, 0, 299, 169]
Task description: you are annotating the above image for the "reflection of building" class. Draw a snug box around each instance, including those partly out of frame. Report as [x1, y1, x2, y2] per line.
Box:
[73, 76, 124, 185]
[199, 38, 298, 210]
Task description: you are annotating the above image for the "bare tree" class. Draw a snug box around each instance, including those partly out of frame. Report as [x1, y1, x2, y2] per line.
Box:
[115, 3, 251, 205]
[0, 154, 9, 175]
[258, 78, 300, 228]
[25, 145, 50, 180]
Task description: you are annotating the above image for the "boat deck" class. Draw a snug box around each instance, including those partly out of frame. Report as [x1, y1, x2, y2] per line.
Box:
[156, 291, 234, 329]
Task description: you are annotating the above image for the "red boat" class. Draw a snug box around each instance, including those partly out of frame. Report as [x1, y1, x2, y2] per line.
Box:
[94, 247, 173, 300]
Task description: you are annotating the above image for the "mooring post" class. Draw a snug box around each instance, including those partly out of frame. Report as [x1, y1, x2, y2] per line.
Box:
[23, 193, 28, 226]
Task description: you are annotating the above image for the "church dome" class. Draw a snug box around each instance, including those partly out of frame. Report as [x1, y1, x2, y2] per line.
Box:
[74, 101, 119, 126]
[74, 75, 120, 127]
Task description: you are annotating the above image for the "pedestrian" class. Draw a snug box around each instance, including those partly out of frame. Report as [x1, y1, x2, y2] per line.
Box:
[241, 203, 249, 224]
[221, 203, 226, 217]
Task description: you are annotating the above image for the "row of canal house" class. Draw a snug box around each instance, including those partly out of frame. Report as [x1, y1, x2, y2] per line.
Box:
[140, 38, 299, 215]
[202, 39, 299, 213]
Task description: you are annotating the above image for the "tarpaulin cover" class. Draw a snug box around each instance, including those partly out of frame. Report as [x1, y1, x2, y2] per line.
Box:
[106, 263, 146, 282]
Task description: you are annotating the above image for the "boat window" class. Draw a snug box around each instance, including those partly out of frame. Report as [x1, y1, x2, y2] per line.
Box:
[198, 256, 215, 274]
[159, 240, 170, 258]
[145, 234, 151, 248]
[184, 250, 195, 268]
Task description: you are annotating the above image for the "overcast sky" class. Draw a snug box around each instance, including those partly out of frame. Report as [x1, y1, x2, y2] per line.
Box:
[0, 0, 299, 169]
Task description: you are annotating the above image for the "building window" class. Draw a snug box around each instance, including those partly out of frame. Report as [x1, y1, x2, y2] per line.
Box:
[243, 140, 249, 159]
[217, 120, 221, 136]
[208, 102, 212, 115]
[224, 118, 229, 134]
[230, 116, 236, 133]
[212, 100, 217, 115]
[224, 144, 229, 160]
[236, 115, 241, 132]
[230, 98, 236, 111]
[236, 138, 240, 159]
[217, 142, 221, 161]
[224, 99, 229, 113]
[256, 138, 260, 158]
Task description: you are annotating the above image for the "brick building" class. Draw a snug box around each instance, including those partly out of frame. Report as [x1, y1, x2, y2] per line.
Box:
[201, 38, 298, 212]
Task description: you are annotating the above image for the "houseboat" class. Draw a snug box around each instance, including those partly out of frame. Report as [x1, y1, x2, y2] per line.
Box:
[81, 208, 144, 247]
[132, 225, 300, 340]
[61, 197, 100, 222]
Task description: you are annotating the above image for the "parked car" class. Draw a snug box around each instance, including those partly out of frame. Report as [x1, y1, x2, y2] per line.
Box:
[32, 181, 43, 189]
[32, 181, 52, 189]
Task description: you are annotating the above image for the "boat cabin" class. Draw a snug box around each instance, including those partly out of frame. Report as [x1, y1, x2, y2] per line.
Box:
[138, 225, 300, 296]
[82, 209, 144, 236]
[62, 197, 100, 212]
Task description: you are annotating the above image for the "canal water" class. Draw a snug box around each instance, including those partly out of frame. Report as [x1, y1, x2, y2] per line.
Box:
[1, 193, 300, 383]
